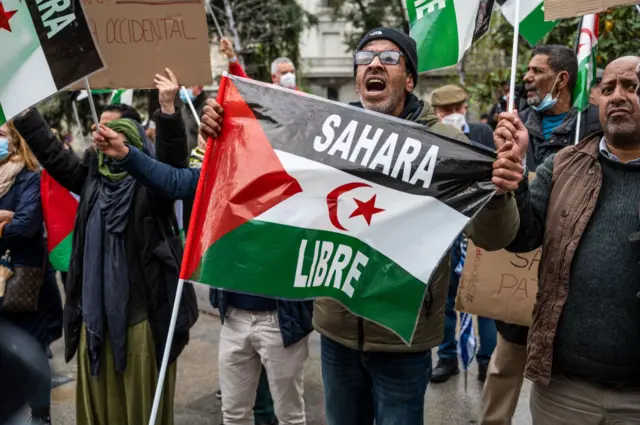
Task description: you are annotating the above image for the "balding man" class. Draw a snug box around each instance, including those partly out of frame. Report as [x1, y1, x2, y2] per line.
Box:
[496, 56, 640, 423]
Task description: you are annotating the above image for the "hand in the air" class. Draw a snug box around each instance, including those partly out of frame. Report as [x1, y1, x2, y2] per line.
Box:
[155, 68, 179, 115]
[220, 38, 236, 60]
[493, 111, 529, 160]
[200, 99, 224, 140]
[93, 125, 129, 161]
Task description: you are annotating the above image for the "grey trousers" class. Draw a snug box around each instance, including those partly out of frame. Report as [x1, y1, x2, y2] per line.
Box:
[531, 372, 640, 425]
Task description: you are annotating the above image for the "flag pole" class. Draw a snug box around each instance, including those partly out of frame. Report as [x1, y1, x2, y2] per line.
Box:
[82, 77, 100, 130]
[574, 109, 582, 145]
[148, 278, 185, 425]
[574, 16, 585, 145]
[181, 86, 202, 126]
[507, 0, 521, 112]
[205, 1, 224, 39]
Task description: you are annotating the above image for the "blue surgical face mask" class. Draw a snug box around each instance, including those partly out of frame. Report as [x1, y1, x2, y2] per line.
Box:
[0, 138, 10, 161]
[531, 75, 561, 113]
[179, 88, 197, 103]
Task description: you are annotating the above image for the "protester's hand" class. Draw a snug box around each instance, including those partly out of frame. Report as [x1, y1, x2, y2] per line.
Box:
[93, 125, 129, 160]
[0, 210, 15, 222]
[492, 141, 525, 195]
[220, 38, 236, 60]
[494, 111, 528, 160]
[155, 68, 179, 115]
[200, 99, 224, 140]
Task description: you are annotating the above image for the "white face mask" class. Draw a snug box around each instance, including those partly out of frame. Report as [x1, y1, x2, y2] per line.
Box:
[442, 113, 467, 131]
[279, 72, 296, 89]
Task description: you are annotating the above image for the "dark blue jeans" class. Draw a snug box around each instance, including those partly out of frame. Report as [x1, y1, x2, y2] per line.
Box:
[437, 243, 496, 365]
[321, 336, 432, 425]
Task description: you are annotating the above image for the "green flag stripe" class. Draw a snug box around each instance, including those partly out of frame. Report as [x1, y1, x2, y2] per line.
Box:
[190, 220, 427, 342]
[49, 232, 73, 272]
[519, 3, 559, 45]
[0, 104, 6, 126]
[409, 0, 460, 72]
[573, 53, 596, 112]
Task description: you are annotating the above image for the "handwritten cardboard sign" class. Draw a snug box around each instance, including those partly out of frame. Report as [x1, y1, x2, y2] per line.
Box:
[79, 0, 212, 88]
[456, 240, 540, 326]
[544, 0, 638, 20]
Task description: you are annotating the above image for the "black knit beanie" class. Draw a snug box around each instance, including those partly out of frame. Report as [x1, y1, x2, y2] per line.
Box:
[354, 27, 419, 84]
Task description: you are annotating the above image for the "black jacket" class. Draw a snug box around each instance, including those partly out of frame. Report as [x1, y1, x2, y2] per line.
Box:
[466, 122, 495, 149]
[496, 104, 602, 346]
[14, 109, 198, 368]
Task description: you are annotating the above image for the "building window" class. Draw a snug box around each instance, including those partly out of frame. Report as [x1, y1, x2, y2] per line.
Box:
[327, 87, 339, 101]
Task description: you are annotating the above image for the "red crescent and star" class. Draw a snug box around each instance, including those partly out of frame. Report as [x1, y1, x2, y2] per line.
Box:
[326, 182, 385, 231]
[0, 2, 17, 32]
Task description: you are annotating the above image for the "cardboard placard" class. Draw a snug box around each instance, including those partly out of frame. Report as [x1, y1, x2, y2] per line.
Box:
[456, 240, 540, 326]
[544, 0, 638, 20]
[79, 0, 212, 89]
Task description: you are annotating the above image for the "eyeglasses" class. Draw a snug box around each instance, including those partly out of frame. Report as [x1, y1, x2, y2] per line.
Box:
[354, 50, 404, 66]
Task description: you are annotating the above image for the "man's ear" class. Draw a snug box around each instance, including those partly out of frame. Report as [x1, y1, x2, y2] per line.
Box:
[406, 74, 415, 93]
[557, 71, 570, 92]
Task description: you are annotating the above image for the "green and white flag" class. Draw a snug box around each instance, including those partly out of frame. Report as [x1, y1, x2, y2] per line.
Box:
[77, 89, 133, 105]
[406, 0, 495, 72]
[498, 0, 559, 45]
[573, 14, 599, 112]
[0, 0, 104, 124]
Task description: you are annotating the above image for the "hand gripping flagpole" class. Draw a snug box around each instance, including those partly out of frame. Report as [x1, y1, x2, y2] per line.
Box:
[507, 0, 521, 112]
[148, 72, 230, 425]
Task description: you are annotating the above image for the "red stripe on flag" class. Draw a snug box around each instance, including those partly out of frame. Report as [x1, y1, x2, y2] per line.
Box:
[40, 170, 78, 252]
[180, 76, 303, 280]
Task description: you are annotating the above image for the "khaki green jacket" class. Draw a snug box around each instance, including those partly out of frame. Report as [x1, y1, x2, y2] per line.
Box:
[313, 101, 520, 352]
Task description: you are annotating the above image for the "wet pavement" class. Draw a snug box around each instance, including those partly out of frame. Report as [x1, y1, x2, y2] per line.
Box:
[47, 310, 532, 424]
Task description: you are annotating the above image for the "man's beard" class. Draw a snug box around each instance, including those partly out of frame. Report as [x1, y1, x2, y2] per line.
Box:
[526, 87, 541, 106]
[360, 90, 404, 116]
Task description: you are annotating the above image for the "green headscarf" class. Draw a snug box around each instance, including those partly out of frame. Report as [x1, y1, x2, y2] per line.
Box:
[98, 119, 144, 181]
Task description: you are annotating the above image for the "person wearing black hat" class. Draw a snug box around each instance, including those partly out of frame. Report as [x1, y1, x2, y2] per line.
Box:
[311, 27, 522, 425]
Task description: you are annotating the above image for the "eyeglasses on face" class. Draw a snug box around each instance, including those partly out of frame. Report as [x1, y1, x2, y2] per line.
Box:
[354, 50, 404, 66]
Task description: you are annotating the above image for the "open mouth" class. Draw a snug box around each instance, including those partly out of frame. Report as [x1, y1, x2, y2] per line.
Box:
[365, 77, 387, 92]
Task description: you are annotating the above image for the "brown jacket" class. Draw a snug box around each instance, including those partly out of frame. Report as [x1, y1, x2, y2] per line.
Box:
[507, 133, 604, 384]
[313, 103, 521, 352]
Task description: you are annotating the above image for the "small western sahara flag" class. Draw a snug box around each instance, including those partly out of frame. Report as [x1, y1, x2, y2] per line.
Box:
[41, 171, 79, 272]
[0, 0, 104, 124]
[180, 74, 497, 343]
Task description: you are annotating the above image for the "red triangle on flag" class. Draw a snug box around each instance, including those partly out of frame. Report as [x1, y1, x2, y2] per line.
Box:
[41, 170, 79, 252]
[181, 77, 302, 280]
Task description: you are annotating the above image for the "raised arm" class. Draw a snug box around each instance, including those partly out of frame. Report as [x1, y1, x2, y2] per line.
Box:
[153, 68, 189, 168]
[115, 144, 199, 201]
[220, 37, 250, 79]
[13, 109, 87, 194]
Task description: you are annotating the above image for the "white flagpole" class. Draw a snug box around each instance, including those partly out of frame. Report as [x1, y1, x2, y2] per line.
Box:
[574, 110, 582, 145]
[222, 0, 244, 67]
[180, 86, 202, 126]
[82, 77, 100, 130]
[205, 1, 224, 39]
[148, 278, 185, 425]
[507, 0, 521, 112]
[71, 101, 84, 137]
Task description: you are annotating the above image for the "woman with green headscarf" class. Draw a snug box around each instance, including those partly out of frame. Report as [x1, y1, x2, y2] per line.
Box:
[12, 97, 198, 425]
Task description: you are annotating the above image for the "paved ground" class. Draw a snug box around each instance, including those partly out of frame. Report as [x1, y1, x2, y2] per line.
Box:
[45, 307, 532, 425]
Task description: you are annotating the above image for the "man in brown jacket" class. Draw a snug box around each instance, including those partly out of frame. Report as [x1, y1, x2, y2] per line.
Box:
[313, 27, 524, 425]
[497, 56, 640, 423]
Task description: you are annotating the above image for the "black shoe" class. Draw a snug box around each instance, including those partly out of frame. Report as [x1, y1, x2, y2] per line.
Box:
[430, 358, 460, 383]
[478, 362, 488, 383]
[215, 389, 222, 400]
[255, 420, 278, 425]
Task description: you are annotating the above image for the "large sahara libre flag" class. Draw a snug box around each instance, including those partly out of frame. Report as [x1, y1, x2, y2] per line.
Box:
[406, 0, 496, 72]
[180, 75, 498, 342]
[0, 0, 103, 124]
[498, 0, 559, 45]
[41, 171, 78, 272]
[573, 14, 599, 112]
